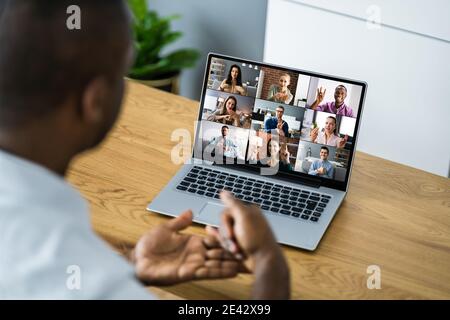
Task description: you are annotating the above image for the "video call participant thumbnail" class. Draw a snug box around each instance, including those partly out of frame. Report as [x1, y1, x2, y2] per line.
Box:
[207, 95, 241, 127]
[264, 105, 289, 137]
[310, 115, 348, 148]
[308, 146, 334, 179]
[267, 73, 293, 105]
[207, 125, 239, 158]
[310, 85, 355, 118]
[258, 139, 293, 172]
[219, 64, 247, 96]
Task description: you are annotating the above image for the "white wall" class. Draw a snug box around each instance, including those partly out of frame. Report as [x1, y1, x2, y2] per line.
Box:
[264, 0, 450, 177]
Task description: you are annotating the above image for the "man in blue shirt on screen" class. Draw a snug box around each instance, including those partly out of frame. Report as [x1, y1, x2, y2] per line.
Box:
[308, 146, 334, 179]
[264, 105, 289, 137]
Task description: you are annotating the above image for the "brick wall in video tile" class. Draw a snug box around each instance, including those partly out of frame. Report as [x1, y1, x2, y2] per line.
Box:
[259, 67, 298, 105]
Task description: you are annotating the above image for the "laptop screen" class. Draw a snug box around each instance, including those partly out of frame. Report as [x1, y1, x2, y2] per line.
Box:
[193, 53, 367, 191]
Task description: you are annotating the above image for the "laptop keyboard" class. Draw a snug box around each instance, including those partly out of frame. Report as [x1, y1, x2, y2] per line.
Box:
[175, 166, 332, 223]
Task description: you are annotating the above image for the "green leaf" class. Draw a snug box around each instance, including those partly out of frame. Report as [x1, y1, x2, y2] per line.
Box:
[127, 7, 200, 80]
[164, 49, 200, 69]
[129, 59, 171, 79]
[127, 0, 148, 22]
[129, 49, 200, 80]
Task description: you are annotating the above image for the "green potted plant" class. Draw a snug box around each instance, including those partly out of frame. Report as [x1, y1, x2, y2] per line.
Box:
[126, 0, 200, 94]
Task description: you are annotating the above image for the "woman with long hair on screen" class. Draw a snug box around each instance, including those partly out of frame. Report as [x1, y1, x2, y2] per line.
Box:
[310, 115, 348, 148]
[263, 139, 292, 171]
[207, 95, 241, 127]
[219, 64, 247, 96]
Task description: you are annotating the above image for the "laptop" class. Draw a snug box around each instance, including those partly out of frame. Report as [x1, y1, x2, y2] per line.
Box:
[147, 53, 367, 251]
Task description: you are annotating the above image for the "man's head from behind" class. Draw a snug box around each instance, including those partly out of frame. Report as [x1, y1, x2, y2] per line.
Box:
[0, 0, 133, 168]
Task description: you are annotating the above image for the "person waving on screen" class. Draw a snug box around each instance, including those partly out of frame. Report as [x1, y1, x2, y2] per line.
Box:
[309, 85, 355, 118]
[310, 116, 348, 148]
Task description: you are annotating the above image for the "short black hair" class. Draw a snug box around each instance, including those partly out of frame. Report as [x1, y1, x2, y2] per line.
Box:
[221, 125, 229, 130]
[336, 85, 347, 93]
[320, 146, 329, 154]
[0, 0, 130, 127]
[276, 105, 285, 111]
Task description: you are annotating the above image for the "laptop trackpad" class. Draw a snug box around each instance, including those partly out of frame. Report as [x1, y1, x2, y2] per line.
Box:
[196, 202, 225, 227]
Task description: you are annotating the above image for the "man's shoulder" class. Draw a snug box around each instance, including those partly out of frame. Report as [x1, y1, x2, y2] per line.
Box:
[0, 205, 152, 299]
[265, 117, 275, 124]
[344, 104, 354, 115]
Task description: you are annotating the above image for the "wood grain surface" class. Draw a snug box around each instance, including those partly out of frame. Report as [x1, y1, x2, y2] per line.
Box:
[67, 81, 450, 300]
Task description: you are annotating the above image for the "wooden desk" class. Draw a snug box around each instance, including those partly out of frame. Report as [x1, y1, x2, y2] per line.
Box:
[67, 82, 450, 299]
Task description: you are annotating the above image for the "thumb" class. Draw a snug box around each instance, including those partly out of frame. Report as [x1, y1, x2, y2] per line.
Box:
[221, 210, 235, 239]
[220, 191, 245, 217]
[167, 210, 193, 231]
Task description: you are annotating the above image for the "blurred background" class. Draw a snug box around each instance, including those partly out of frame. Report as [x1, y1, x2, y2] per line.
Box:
[142, 0, 267, 99]
[142, 0, 450, 178]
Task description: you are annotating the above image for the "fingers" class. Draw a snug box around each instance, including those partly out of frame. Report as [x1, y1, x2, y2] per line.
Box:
[205, 248, 237, 261]
[220, 190, 245, 215]
[194, 266, 238, 280]
[205, 247, 250, 274]
[238, 262, 252, 274]
[206, 224, 238, 255]
[167, 210, 193, 231]
[206, 223, 241, 257]
[221, 211, 234, 240]
[203, 233, 222, 249]
[204, 260, 239, 269]
[178, 260, 240, 281]
[310, 128, 318, 141]
[205, 225, 220, 239]
[220, 228, 239, 254]
[205, 225, 230, 251]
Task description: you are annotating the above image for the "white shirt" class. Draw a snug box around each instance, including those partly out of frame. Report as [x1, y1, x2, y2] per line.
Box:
[0, 150, 153, 299]
[314, 131, 341, 147]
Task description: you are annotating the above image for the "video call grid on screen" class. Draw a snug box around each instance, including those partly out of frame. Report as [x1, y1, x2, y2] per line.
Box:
[195, 54, 366, 190]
